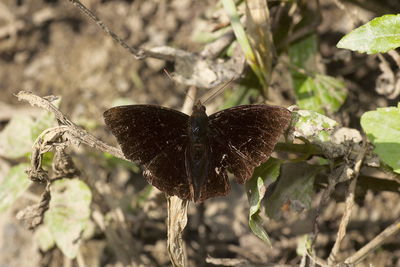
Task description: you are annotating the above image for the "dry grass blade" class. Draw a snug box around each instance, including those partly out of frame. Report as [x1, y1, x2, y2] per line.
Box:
[245, 0, 274, 97]
[221, 0, 266, 88]
[167, 196, 188, 267]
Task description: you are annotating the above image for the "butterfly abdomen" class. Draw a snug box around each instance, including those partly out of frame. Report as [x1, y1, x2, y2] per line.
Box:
[185, 103, 212, 202]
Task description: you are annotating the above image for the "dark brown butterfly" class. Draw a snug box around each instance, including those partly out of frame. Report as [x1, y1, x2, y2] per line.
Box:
[103, 101, 291, 202]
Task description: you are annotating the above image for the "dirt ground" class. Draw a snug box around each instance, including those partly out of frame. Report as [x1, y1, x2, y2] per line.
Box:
[1, 0, 400, 266]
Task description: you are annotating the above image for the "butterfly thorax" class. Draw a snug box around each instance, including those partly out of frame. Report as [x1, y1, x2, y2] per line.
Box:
[185, 102, 211, 202]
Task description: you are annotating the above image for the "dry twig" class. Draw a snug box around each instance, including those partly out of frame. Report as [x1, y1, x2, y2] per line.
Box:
[67, 0, 245, 89]
[328, 139, 367, 264]
[16, 91, 124, 160]
[344, 218, 400, 265]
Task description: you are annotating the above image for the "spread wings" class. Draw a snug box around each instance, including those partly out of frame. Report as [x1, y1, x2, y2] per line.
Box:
[103, 105, 191, 199]
[208, 104, 291, 184]
[103, 104, 291, 202]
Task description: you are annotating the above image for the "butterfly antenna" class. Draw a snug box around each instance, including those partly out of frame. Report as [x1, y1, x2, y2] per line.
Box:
[200, 78, 235, 105]
[163, 69, 196, 103]
[163, 68, 174, 81]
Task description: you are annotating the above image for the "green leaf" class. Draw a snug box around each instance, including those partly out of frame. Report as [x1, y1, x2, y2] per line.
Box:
[290, 35, 347, 114]
[292, 109, 338, 142]
[192, 23, 232, 44]
[134, 184, 155, 209]
[296, 74, 347, 114]
[0, 116, 36, 159]
[0, 163, 31, 213]
[44, 178, 92, 259]
[0, 110, 56, 159]
[221, 85, 260, 109]
[337, 14, 400, 54]
[246, 158, 282, 244]
[361, 104, 400, 173]
[265, 162, 321, 219]
[222, 0, 267, 89]
[31, 108, 57, 140]
[222, 0, 255, 64]
[34, 225, 55, 252]
[296, 234, 313, 256]
[289, 34, 318, 71]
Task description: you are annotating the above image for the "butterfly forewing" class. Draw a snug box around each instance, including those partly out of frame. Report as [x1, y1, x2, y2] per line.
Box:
[208, 105, 291, 184]
[103, 105, 191, 198]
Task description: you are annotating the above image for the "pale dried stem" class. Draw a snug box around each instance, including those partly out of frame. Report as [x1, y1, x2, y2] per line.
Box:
[344, 218, 400, 265]
[167, 196, 189, 267]
[328, 140, 367, 264]
[165, 87, 196, 267]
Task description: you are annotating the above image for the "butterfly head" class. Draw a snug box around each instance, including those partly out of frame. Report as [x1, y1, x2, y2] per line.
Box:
[192, 100, 206, 115]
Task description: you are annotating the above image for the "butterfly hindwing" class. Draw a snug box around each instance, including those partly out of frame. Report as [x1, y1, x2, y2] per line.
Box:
[198, 141, 231, 201]
[103, 105, 191, 199]
[208, 105, 291, 184]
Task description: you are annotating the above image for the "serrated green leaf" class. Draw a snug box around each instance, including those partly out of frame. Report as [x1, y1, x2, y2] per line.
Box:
[246, 158, 282, 244]
[337, 14, 400, 54]
[0, 163, 31, 213]
[361, 104, 400, 173]
[292, 109, 338, 142]
[265, 162, 320, 219]
[44, 178, 92, 259]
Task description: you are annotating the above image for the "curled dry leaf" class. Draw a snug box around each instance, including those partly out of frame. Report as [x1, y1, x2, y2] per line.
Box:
[147, 45, 245, 88]
[376, 54, 400, 99]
